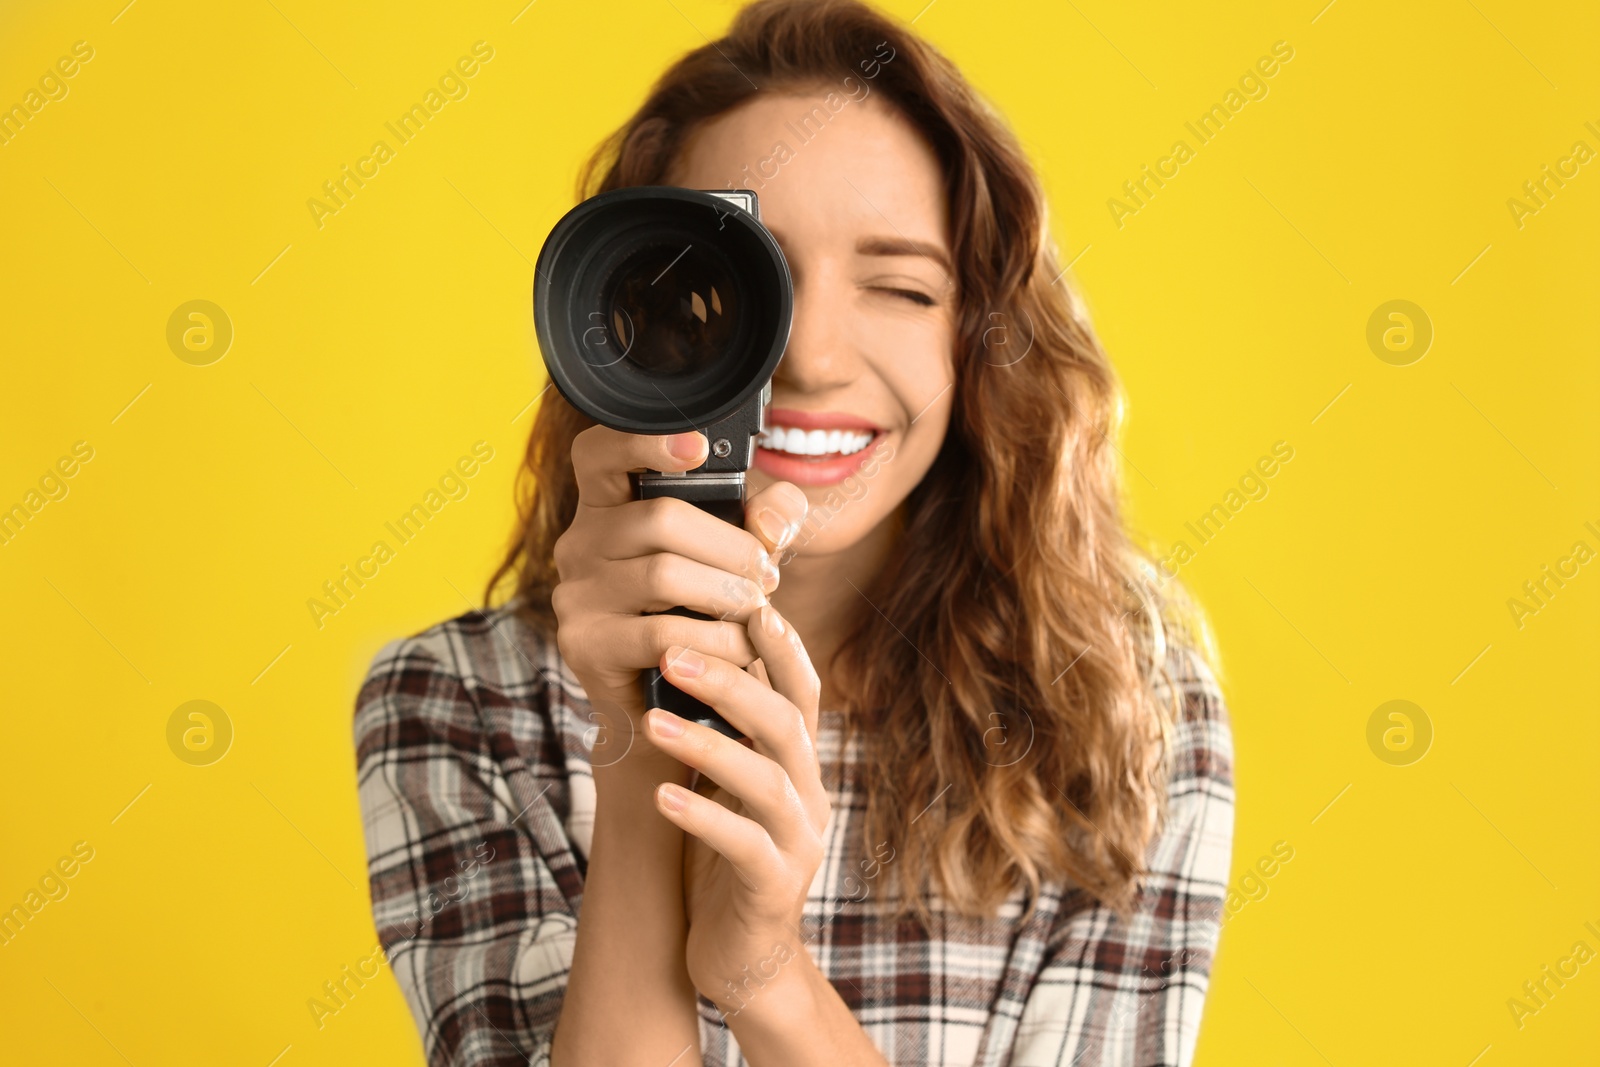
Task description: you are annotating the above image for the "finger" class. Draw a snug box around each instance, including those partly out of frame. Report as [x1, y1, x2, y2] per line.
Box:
[593, 613, 758, 670]
[645, 708, 817, 857]
[596, 553, 770, 623]
[571, 425, 708, 509]
[654, 781, 784, 891]
[745, 480, 809, 556]
[659, 644, 827, 833]
[749, 605, 822, 752]
[593, 496, 780, 593]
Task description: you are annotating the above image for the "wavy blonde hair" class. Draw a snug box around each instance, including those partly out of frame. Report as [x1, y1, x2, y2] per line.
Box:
[487, 0, 1218, 925]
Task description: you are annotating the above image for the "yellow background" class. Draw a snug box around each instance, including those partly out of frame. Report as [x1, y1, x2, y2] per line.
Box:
[2, 0, 1595, 1063]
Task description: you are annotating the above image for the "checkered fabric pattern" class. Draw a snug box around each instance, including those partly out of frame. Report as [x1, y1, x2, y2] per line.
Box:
[354, 601, 1233, 1066]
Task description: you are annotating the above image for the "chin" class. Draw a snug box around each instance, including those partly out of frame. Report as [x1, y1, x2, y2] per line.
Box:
[779, 493, 898, 561]
[751, 431, 928, 559]
[788, 514, 862, 555]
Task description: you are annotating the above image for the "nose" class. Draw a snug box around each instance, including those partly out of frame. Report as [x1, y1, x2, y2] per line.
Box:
[772, 267, 862, 395]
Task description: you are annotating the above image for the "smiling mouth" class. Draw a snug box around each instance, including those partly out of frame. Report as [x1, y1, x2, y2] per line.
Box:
[757, 425, 878, 458]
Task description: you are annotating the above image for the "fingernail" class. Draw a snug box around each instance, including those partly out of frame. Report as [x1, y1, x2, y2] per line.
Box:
[759, 555, 780, 590]
[657, 783, 686, 812]
[665, 646, 705, 678]
[649, 708, 684, 738]
[756, 507, 796, 549]
[761, 605, 785, 639]
[669, 432, 706, 462]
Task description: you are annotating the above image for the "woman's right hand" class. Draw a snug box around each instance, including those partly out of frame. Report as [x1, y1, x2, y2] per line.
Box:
[551, 425, 808, 772]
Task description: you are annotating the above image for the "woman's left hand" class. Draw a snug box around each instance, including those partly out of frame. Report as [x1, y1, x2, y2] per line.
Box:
[644, 602, 829, 1013]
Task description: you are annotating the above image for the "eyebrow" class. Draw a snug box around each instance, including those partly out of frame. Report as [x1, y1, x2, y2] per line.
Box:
[765, 228, 955, 282]
[857, 234, 954, 281]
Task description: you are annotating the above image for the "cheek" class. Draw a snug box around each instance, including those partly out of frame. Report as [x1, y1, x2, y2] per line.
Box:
[876, 332, 955, 468]
[824, 330, 952, 533]
[861, 308, 954, 411]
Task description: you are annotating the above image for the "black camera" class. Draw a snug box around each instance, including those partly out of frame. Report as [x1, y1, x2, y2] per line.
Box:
[533, 187, 794, 739]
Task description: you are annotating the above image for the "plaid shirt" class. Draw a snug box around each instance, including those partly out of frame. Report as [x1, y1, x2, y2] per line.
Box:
[354, 602, 1234, 1067]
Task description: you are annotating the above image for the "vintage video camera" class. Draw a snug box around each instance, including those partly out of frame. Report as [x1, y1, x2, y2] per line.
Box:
[534, 187, 793, 739]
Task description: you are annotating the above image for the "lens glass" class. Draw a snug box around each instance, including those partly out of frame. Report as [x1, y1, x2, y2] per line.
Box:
[597, 241, 737, 378]
[540, 189, 791, 430]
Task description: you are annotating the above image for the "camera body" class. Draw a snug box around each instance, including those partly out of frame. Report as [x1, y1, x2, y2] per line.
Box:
[533, 186, 794, 738]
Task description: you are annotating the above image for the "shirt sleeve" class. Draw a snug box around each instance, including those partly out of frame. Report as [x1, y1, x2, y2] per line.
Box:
[354, 631, 580, 1067]
[1006, 641, 1235, 1067]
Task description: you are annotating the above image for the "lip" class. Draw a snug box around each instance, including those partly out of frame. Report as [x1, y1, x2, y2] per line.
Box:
[764, 408, 883, 433]
[755, 408, 887, 487]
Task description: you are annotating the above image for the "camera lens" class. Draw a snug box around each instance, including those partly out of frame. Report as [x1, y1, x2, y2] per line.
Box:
[535, 186, 791, 433]
[598, 241, 738, 378]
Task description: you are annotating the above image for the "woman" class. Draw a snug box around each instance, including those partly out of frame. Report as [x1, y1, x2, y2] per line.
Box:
[354, 1, 1234, 1064]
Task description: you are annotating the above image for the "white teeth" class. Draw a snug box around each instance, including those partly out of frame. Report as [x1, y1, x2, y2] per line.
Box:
[759, 425, 875, 457]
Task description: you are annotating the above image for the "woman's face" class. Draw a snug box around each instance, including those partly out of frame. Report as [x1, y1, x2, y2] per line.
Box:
[665, 86, 957, 558]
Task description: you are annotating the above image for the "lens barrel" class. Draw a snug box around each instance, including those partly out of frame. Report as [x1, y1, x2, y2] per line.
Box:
[534, 186, 792, 434]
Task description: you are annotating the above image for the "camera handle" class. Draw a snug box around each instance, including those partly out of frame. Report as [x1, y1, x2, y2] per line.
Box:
[634, 469, 750, 740]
